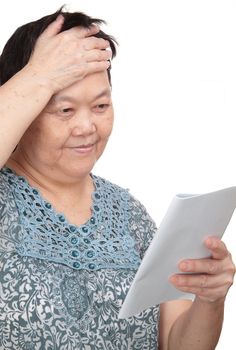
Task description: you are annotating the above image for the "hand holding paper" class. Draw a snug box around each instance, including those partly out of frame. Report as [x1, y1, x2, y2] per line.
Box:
[119, 186, 236, 319]
[170, 236, 234, 303]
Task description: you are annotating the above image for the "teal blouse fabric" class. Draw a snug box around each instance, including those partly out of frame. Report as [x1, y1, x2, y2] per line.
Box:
[0, 168, 159, 350]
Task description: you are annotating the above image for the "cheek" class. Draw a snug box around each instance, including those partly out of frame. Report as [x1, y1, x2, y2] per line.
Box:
[22, 123, 65, 154]
[21, 126, 42, 150]
[100, 113, 114, 138]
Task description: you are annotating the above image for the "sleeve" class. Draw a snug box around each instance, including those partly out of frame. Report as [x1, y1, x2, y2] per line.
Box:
[128, 194, 158, 259]
[0, 173, 7, 217]
[0, 173, 22, 256]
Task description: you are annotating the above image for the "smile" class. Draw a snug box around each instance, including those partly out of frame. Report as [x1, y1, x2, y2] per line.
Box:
[69, 144, 95, 154]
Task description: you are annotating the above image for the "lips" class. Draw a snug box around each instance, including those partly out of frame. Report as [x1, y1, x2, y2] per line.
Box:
[76, 144, 94, 149]
[69, 143, 96, 154]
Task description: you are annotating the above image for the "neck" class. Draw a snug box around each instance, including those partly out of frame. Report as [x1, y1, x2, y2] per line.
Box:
[6, 155, 94, 201]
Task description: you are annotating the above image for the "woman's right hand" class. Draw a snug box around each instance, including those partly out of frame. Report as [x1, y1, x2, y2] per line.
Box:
[25, 15, 112, 93]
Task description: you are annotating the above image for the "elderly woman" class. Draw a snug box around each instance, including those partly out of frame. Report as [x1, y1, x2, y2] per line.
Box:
[0, 8, 235, 350]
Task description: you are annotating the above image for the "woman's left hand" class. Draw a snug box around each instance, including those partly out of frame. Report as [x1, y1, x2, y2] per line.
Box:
[170, 237, 236, 303]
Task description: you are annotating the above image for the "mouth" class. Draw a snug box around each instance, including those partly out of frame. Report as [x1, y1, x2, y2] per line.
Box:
[69, 143, 96, 154]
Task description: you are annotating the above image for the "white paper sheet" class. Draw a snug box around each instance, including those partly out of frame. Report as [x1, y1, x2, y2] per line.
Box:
[119, 186, 236, 319]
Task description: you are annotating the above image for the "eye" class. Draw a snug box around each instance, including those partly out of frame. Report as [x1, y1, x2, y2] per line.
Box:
[93, 104, 110, 113]
[57, 107, 74, 117]
[60, 108, 73, 113]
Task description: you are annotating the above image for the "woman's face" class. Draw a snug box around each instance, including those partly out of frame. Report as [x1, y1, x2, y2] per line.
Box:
[17, 71, 114, 180]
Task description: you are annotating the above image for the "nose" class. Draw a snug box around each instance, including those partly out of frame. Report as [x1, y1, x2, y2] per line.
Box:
[71, 110, 96, 136]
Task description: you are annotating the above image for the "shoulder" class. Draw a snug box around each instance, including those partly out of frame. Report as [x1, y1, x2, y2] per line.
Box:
[0, 169, 11, 204]
[127, 192, 158, 258]
[94, 174, 156, 219]
[93, 175, 132, 208]
[0, 167, 18, 222]
[93, 174, 128, 194]
[0, 168, 21, 251]
[93, 175, 152, 212]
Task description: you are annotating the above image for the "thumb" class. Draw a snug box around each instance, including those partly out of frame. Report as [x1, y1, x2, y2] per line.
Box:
[205, 237, 228, 260]
[41, 15, 64, 38]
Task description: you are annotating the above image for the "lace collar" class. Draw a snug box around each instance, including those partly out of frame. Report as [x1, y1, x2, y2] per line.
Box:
[1, 167, 141, 271]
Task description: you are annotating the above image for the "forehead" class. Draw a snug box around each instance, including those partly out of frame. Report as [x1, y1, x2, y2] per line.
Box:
[51, 71, 111, 104]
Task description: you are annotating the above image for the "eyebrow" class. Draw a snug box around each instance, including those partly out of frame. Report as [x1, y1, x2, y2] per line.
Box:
[93, 88, 111, 101]
[51, 88, 111, 104]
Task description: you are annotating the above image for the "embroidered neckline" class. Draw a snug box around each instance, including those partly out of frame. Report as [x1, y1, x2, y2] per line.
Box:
[3, 167, 96, 229]
[1, 167, 141, 271]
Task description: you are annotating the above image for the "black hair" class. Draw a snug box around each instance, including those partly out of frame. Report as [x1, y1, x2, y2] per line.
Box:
[0, 7, 117, 85]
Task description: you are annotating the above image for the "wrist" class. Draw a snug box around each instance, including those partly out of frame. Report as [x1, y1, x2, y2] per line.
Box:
[194, 295, 225, 309]
[20, 63, 56, 96]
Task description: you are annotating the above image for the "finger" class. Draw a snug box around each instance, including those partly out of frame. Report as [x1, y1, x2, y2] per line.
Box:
[204, 237, 229, 260]
[170, 272, 231, 289]
[169, 274, 231, 302]
[85, 60, 111, 75]
[64, 24, 100, 39]
[52, 60, 110, 88]
[72, 61, 110, 81]
[40, 15, 64, 38]
[178, 257, 224, 275]
[85, 49, 112, 63]
[82, 37, 110, 50]
[173, 284, 227, 302]
[85, 24, 100, 37]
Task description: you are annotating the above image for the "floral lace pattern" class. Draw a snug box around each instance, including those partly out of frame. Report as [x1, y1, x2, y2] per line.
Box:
[2, 168, 141, 271]
[0, 169, 159, 349]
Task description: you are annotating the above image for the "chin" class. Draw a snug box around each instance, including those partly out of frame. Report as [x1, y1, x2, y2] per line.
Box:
[62, 160, 96, 179]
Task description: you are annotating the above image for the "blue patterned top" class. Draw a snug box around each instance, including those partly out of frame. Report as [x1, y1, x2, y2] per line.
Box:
[0, 167, 159, 350]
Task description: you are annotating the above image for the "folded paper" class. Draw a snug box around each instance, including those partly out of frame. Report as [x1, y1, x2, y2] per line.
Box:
[119, 186, 236, 318]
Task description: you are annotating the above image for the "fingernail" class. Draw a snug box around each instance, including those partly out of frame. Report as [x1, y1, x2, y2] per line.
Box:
[206, 238, 216, 248]
[169, 275, 180, 285]
[56, 15, 64, 23]
[179, 261, 189, 271]
[169, 275, 176, 283]
[90, 23, 99, 30]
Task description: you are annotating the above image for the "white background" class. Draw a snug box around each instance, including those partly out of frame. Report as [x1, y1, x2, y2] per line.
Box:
[0, 1, 235, 348]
